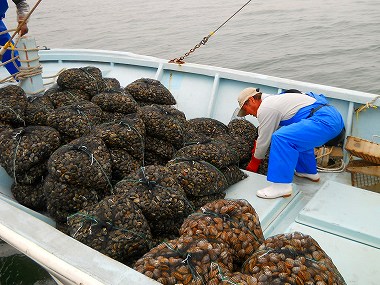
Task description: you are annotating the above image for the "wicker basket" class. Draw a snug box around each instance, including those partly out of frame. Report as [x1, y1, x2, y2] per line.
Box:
[346, 159, 380, 193]
[345, 136, 380, 164]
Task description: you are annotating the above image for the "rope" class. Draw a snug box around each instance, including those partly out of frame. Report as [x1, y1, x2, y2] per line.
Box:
[355, 95, 380, 120]
[0, 0, 43, 58]
[169, 0, 252, 64]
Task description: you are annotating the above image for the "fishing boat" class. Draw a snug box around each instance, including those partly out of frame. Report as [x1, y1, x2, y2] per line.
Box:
[0, 39, 379, 285]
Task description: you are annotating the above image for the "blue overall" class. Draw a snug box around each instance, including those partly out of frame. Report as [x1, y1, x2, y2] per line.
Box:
[0, 0, 20, 75]
[267, 92, 345, 183]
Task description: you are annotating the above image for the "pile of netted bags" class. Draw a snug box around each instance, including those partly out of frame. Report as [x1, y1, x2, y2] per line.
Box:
[134, 199, 346, 285]
[0, 66, 256, 266]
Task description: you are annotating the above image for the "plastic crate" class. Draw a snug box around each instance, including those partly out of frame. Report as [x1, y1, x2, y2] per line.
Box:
[345, 136, 380, 164]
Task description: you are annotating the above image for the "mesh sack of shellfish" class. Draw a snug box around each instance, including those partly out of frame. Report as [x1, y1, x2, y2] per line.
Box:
[144, 151, 171, 166]
[67, 193, 153, 264]
[0, 126, 61, 177]
[0, 122, 12, 134]
[43, 175, 100, 222]
[215, 133, 252, 164]
[102, 77, 121, 91]
[114, 165, 193, 221]
[56, 66, 106, 96]
[148, 217, 184, 239]
[138, 104, 186, 149]
[46, 101, 104, 142]
[46, 89, 91, 109]
[166, 157, 229, 197]
[14, 159, 48, 185]
[187, 192, 226, 211]
[208, 263, 259, 285]
[24, 95, 54, 126]
[180, 199, 264, 263]
[109, 148, 142, 182]
[91, 90, 138, 115]
[146, 135, 176, 160]
[257, 148, 270, 176]
[0, 85, 27, 126]
[134, 235, 234, 285]
[11, 179, 46, 211]
[175, 139, 240, 169]
[184, 118, 230, 143]
[48, 135, 113, 190]
[241, 232, 346, 285]
[93, 118, 145, 161]
[227, 118, 258, 147]
[125, 78, 176, 105]
[220, 164, 248, 186]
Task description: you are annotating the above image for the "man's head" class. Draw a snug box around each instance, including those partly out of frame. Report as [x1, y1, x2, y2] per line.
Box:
[237, 87, 262, 117]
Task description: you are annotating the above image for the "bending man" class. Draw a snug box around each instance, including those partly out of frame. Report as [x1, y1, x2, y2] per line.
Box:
[237, 88, 344, 199]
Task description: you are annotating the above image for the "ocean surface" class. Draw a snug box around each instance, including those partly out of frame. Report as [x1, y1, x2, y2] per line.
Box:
[0, 0, 379, 284]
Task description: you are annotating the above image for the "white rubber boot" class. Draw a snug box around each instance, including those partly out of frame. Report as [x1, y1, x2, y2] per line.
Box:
[294, 172, 320, 182]
[256, 183, 293, 199]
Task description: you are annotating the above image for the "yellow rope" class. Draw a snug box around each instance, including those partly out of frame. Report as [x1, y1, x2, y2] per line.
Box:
[355, 95, 380, 120]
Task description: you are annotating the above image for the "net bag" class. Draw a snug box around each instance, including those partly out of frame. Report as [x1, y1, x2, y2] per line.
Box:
[138, 104, 186, 149]
[67, 193, 153, 264]
[24, 94, 54, 126]
[167, 158, 229, 196]
[134, 236, 234, 285]
[125, 78, 176, 105]
[46, 101, 104, 141]
[180, 199, 264, 263]
[242, 232, 346, 285]
[93, 118, 145, 161]
[11, 180, 46, 211]
[0, 126, 61, 177]
[57, 66, 106, 96]
[0, 85, 27, 126]
[48, 135, 112, 189]
[175, 139, 240, 169]
[43, 175, 100, 223]
[91, 89, 138, 114]
[114, 165, 193, 221]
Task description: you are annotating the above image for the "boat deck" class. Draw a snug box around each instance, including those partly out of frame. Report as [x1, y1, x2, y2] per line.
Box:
[1, 165, 379, 285]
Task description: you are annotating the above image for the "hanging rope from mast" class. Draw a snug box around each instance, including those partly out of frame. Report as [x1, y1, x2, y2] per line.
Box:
[169, 0, 252, 64]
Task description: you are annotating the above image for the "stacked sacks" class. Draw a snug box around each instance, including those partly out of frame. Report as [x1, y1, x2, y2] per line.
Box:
[114, 165, 193, 239]
[45, 86, 90, 109]
[67, 193, 153, 266]
[227, 118, 258, 167]
[133, 199, 264, 284]
[46, 101, 104, 144]
[167, 157, 229, 210]
[102, 77, 121, 91]
[0, 126, 61, 210]
[45, 135, 112, 222]
[125, 78, 176, 106]
[180, 199, 264, 265]
[25, 95, 54, 126]
[0, 85, 27, 128]
[56, 66, 106, 96]
[177, 117, 250, 207]
[91, 88, 139, 122]
[138, 104, 187, 165]
[126, 78, 186, 165]
[242, 232, 346, 285]
[134, 236, 234, 285]
[93, 115, 145, 182]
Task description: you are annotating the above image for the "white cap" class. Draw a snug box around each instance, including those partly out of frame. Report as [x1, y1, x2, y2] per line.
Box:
[237, 87, 260, 117]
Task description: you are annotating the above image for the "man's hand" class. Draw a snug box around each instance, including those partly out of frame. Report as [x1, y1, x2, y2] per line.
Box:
[17, 16, 29, 36]
[246, 140, 261, 172]
[246, 156, 262, 173]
